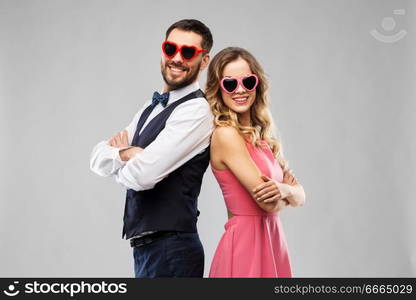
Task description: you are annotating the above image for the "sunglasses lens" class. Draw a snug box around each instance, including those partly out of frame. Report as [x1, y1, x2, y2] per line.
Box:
[181, 46, 197, 59]
[222, 78, 238, 93]
[242, 75, 257, 90]
[163, 42, 177, 57]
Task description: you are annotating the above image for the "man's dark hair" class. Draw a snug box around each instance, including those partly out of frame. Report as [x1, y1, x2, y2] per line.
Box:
[165, 19, 213, 53]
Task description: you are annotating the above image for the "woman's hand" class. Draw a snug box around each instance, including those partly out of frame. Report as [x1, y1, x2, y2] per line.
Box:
[283, 168, 298, 186]
[259, 196, 290, 213]
[274, 198, 290, 212]
[252, 175, 292, 204]
[283, 168, 306, 207]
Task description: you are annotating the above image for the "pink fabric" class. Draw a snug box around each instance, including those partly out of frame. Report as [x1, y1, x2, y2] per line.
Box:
[209, 140, 293, 278]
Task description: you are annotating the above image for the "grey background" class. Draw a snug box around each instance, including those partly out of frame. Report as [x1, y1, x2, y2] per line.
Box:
[0, 0, 415, 277]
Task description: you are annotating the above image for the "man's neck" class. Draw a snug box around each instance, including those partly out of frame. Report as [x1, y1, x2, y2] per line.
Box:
[162, 80, 198, 94]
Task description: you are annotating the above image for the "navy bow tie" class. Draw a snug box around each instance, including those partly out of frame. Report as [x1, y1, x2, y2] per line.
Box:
[152, 91, 170, 108]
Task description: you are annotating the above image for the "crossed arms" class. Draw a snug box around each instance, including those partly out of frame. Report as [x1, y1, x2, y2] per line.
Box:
[89, 99, 214, 191]
[210, 126, 306, 213]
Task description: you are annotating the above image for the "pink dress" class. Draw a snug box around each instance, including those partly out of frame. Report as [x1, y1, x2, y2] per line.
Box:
[209, 140, 293, 278]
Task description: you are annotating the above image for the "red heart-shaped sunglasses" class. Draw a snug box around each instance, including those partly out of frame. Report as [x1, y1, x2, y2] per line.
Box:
[162, 41, 207, 61]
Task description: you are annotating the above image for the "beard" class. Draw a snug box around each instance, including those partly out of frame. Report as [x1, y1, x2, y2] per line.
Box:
[161, 60, 202, 91]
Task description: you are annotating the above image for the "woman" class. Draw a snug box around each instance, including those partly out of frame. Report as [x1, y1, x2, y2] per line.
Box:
[205, 47, 306, 278]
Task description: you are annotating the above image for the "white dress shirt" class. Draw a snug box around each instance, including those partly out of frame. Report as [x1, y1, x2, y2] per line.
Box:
[89, 81, 214, 191]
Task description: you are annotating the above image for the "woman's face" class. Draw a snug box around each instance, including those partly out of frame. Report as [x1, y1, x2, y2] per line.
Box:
[220, 58, 257, 117]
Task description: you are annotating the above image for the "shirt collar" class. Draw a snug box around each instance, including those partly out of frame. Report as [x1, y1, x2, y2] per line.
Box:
[161, 81, 200, 105]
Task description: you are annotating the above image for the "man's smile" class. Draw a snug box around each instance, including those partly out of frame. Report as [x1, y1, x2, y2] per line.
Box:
[167, 64, 188, 76]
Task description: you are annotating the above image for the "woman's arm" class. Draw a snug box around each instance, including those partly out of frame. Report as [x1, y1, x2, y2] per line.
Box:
[254, 168, 306, 207]
[280, 168, 306, 207]
[211, 126, 286, 213]
[285, 184, 306, 207]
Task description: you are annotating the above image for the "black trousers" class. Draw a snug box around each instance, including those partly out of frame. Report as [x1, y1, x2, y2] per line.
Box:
[133, 232, 204, 278]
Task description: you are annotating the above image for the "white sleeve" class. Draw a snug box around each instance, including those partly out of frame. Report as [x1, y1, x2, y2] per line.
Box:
[114, 98, 214, 191]
[89, 141, 128, 177]
[89, 101, 150, 177]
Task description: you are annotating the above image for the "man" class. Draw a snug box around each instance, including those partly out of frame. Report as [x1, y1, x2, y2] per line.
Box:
[90, 19, 214, 278]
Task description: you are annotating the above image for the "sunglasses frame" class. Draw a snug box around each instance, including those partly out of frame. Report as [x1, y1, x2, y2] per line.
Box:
[162, 41, 207, 61]
[220, 74, 259, 94]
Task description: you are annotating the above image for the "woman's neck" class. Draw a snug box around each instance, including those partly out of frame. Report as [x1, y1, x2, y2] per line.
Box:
[239, 112, 252, 127]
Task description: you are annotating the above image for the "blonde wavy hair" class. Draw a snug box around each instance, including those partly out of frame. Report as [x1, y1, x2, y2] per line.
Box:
[205, 47, 288, 170]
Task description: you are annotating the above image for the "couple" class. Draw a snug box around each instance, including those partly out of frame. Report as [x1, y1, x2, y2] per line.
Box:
[90, 19, 305, 278]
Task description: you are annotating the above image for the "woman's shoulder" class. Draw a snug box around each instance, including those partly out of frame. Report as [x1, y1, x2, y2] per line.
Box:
[211, 126, 246, 149]
[212, 125, 242, 141]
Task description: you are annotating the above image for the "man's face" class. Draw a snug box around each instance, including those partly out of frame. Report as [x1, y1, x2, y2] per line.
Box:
[161, 28, 209, 91]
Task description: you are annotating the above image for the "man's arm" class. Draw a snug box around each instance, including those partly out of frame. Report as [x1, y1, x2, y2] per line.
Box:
[89, 141, 128, 177]
[89, 102, 148, 177]
[114, 98, 213, 191]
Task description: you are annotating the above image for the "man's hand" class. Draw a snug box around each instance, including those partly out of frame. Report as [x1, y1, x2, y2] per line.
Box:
[107, 130, 143, 161]
[108, 130, 129, 148]
[119, 146, 143, 162]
